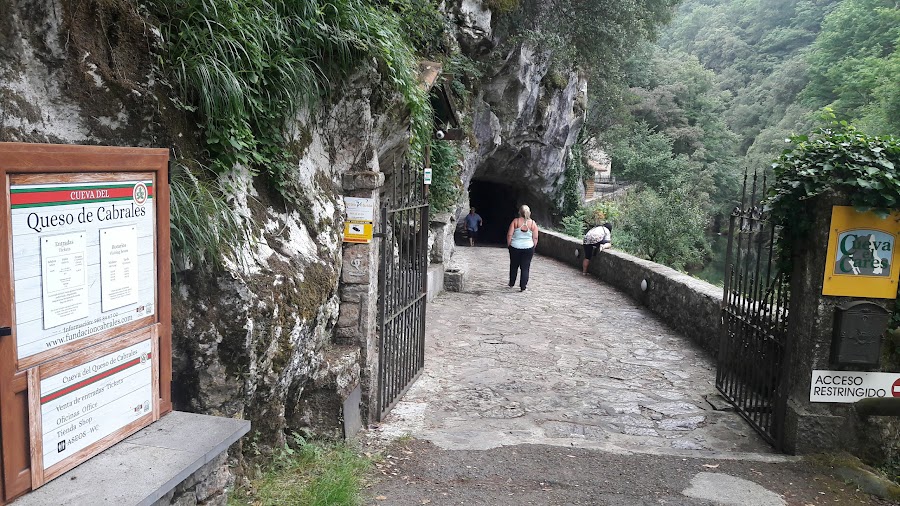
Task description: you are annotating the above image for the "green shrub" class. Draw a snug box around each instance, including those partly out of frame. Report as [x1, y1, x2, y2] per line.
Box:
[617, 184, 709, 270]
[429, 138, 463, 214]
[583, 200, 621, 228]
[229, 434, 372, 506]
[561, 208, 587, 237]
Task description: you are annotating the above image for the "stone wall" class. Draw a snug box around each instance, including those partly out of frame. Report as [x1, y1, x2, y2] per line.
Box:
[782, 194, 900, 461]
[535, 221, 900, 463]
[535, 230, 723, 356]
[154, 453, 233, 506]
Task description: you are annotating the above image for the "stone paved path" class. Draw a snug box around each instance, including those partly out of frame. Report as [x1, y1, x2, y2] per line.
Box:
[373, 246, 775, 458]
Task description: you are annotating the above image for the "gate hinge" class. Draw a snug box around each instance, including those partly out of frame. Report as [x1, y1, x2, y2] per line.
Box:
[0, 327, 11, 337]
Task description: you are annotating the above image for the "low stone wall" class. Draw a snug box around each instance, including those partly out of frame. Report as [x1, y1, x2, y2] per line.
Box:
[154, 453, 233, 506]
[427, 264, 445, 302]
[536, 230, 723, 356]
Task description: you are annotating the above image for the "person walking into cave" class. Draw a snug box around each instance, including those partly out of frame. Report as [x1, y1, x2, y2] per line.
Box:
[507, 204, 539, 291]
[582, 222, 612, 275]
[464, 207, 483, 247]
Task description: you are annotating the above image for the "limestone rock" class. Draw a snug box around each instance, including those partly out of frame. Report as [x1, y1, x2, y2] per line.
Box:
[465, 43, 587, 220]
[0, 0, 168, 145]
[452, 0, 495, 55]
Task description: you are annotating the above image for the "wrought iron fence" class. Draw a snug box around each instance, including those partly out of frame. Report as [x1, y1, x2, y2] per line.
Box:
[377, 163, 428, 420]
[716, 172, 791, 449]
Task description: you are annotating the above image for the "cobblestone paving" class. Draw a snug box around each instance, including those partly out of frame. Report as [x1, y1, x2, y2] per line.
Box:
[375, 246, 779, 458]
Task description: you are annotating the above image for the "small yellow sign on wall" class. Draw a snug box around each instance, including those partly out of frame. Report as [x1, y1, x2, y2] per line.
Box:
[343, 221, 373, 244]
[823, 206, 900, 298]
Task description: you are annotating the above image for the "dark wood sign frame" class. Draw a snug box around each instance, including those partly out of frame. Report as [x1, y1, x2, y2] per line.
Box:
[0, 143, 171, 503]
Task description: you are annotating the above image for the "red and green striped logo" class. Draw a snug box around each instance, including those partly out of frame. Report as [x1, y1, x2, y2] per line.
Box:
[11, 183, 154, 209]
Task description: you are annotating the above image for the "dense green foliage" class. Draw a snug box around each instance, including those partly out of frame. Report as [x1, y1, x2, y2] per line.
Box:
[766, 124, 900, 264]
[658, 0, 840, 166]
[804, 0, 900, 135]
[588, 0, 900, 280]
[428, 139, 463, 214]
[151, 0, 445, 269]
[560, 209, 587, 237]
[615, 187, 710, 270]
[656, 0, 899, 168]
[586, 44, 730, 273]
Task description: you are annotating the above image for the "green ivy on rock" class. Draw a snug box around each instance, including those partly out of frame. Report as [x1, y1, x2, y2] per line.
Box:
[766, 123, 900, 268]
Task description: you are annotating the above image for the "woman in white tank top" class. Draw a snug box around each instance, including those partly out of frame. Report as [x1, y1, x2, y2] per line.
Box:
[506, 204, 540, 291]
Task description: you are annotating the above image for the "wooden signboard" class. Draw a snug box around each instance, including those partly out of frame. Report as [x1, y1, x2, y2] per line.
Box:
[10, 175, 157, 369]
[0, 143, 171, 502]
[28, 327, 159, 486]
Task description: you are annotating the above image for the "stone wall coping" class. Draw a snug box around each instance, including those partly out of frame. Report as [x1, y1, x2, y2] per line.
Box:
[536, 229, 724, 355]
[12, 411, 250, 506]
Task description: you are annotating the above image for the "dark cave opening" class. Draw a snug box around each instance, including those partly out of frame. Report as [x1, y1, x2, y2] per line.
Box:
[464, 180, 526, 245]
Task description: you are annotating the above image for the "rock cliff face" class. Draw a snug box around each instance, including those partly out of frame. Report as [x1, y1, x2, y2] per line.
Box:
[0, 0, 405, 452]
[0, 0, 166, 145]
[450, 0, 588, 222]
[1, 0, 586, 453]
[468, 46, 586, 220]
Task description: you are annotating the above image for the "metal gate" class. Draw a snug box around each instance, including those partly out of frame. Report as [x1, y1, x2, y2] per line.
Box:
[376, 162, 428, 420]
[716, 172, 792, 449]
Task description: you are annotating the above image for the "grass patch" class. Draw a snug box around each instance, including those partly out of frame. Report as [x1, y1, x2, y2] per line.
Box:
[169, 160, 247, 272]
[230, 435, 373, 506]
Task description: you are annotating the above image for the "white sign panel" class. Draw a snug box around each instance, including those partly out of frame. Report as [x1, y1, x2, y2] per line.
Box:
[423, 167, 433, 185]
[810, 369, 900, 403]
[344, 197, 375, 222]
[39, 338, 153, 470]
[100, 225, 140, 312]
[10, 180, 157, 363]
[40, 232, 89, 329]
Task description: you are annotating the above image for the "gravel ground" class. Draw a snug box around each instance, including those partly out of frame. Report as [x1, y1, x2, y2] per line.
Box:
[364, 439, 895, 506]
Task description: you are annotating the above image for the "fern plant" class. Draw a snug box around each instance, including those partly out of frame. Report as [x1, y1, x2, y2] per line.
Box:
[150, 0, 444, 268]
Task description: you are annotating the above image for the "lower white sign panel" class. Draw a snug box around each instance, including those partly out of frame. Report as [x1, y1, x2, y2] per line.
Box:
[37, 337, 154, 474]
[810, 369, 900, 403]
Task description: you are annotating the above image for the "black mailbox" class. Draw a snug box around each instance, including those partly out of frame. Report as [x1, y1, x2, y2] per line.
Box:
[831, 301, 890, 366]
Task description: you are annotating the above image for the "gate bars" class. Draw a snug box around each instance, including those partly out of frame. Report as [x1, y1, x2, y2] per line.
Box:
[717, 172, 791, 449]
[376, 162, 428, 421]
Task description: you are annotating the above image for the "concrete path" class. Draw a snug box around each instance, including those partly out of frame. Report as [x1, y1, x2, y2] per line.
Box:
[375, 246, 771, 457]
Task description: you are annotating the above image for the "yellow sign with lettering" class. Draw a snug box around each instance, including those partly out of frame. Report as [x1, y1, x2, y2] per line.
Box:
[343, 221, 373, 244]
[823, 206, 900, 298]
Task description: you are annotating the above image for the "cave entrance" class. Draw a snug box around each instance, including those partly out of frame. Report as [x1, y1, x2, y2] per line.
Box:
[467, 180, 524, 244]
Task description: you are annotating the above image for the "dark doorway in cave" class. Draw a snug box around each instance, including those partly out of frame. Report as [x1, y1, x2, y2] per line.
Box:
[467, 180, 522, 244]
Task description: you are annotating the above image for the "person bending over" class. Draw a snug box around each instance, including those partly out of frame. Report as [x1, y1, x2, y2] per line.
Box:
[582, 222, 612, 275]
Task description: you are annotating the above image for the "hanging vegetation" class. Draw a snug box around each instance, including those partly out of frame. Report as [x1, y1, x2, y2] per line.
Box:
[150, 0, 444, 270]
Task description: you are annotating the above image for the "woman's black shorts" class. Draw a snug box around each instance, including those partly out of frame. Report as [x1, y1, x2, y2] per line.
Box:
[584, 240, 610, 260]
